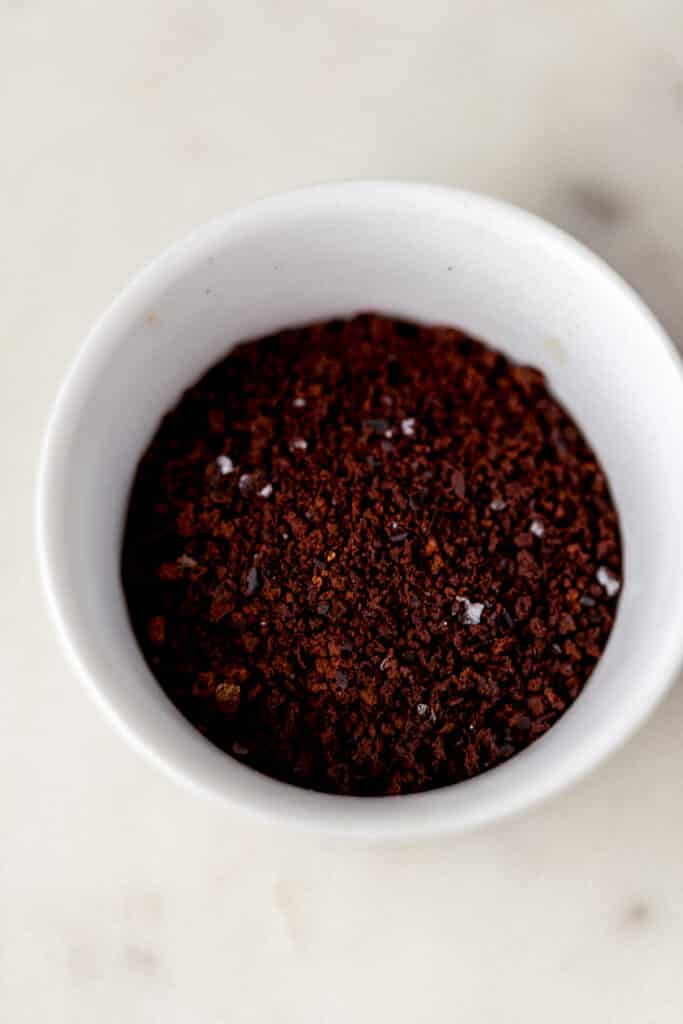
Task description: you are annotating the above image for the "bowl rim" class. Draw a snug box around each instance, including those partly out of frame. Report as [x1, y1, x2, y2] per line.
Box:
[35, 181, 683, 838]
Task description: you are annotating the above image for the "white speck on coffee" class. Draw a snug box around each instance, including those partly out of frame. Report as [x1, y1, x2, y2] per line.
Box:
[216, 455, 234, 475]
[490, 498, 506, 511]
[177, 553, 198, 568]
[293, 396, 306, 408]
[455, 596, 485, 625]
[389, 520, 406, 539]
[401, 417, 416, 437]
[258, 483, 273, 498]
[380, 656, 391, 671]
[289, 437, 308, 452]
[597, 566, 620, 597]
[239, 473, 252, 495]
[416, 703, 437, 721]
[384, 428, 394, 439]
[245, 565, 260, 596]
[530, 519, 545, 537]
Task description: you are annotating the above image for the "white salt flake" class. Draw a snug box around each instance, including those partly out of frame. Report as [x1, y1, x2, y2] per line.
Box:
[293, 396, 306, 408]
[177, 554, 198, 568]
[530, 519, 545, 538]
[389, 520, 408, 542]
[239, 473, 253, 496]
[416, 703, 429, 716]
[384, 428, 394, 439]
[380, 656, 391, 671]
[258, 483, 273, 498]
[289, 437, 308, 452]
[597, 566, 620, 597]
[216, 454, 234, 475]
[490, 498, 506, 511]
[401, 417, 416, 437]
[455, 596, 485, 625]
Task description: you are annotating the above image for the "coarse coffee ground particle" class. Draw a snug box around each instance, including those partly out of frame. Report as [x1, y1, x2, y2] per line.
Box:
[122, 314, 622, 795]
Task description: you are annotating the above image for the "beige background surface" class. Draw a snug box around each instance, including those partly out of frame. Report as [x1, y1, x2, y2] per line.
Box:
[3, 2, 683, 1021]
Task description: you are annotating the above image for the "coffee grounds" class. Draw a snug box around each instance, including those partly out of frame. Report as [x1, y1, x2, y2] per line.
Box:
[122, 314, 622, 795]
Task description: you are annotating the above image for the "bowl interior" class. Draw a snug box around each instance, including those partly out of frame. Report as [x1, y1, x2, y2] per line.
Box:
[38, 184, 683, 835]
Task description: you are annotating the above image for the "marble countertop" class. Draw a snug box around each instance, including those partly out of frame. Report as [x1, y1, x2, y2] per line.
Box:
[3, 1, 683, 1020]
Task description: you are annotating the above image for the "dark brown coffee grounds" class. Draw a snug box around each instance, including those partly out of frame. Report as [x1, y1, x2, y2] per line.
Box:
[122, 314, 622, 795]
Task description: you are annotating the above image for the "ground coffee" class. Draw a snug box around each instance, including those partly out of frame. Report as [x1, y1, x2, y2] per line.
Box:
[122, 314, 622, 795]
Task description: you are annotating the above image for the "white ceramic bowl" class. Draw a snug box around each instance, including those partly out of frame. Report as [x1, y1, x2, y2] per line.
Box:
[36, 182, 683, 838]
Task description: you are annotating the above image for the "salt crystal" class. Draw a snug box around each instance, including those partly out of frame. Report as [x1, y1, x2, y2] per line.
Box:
[401, 417, 416, 437]
[415, 703, 437, 722]
[380, 656, 391, 671]
[258, 483, 273, 498]
[292, 396, 307, 408]
[530, 519, 545, 538]
[384, 429, 394, 439]
[177, 553, 198, 568]
[289, 437, 308, 452]
[455, 596, 485, 625]
[389, 521, 408, 542]
[597, 566, 620, 597]
[245, 565, 260, 596]
[239, 473, 253, 495]
[216, 454, 234, 475]
[490, 498, 506, 511]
